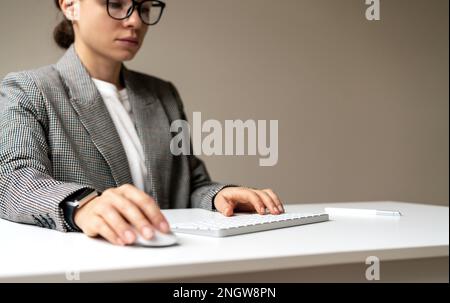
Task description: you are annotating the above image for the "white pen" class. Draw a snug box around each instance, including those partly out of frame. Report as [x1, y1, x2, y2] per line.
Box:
[324, 207, 402, 216]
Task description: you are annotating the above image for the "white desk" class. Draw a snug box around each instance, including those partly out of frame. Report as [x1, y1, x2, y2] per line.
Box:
[0, 201, 448, 282]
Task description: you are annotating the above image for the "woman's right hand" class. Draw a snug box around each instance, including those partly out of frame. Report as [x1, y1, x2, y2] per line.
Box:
[74, 184, 171, 246]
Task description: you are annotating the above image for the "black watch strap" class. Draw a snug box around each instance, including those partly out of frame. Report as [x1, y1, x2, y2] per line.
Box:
[61, 188, 97, 231]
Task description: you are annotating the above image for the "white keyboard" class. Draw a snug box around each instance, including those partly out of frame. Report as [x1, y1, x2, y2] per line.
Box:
[169, 211, 329, 237]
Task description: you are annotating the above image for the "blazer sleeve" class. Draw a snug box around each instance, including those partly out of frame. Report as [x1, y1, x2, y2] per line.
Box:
[167, 82, 238, 210]
[0, 72, 95, 232]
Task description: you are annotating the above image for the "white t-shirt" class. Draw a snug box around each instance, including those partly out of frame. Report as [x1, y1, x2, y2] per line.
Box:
[92, 78, 147, 192]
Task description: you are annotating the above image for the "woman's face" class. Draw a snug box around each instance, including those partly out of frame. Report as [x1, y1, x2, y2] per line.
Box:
[71, 0, 149, 62]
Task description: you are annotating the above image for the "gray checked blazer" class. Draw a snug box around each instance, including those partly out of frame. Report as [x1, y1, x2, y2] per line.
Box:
[0, 44, 233, 232]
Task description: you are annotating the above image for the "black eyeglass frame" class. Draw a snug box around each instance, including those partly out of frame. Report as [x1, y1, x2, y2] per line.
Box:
[106, 0, 166, 26]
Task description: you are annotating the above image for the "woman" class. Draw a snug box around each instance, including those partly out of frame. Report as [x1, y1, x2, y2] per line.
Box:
[0, 0, 284, 246]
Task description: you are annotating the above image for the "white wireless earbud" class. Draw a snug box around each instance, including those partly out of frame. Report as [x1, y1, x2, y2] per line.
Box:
[65, 0, 80, 21]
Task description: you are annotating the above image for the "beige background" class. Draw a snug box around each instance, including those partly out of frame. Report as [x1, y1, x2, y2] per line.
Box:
[0, 0, 448, 206]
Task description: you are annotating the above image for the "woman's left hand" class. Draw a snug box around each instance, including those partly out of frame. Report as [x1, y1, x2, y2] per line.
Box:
[213, 187, 285, 217]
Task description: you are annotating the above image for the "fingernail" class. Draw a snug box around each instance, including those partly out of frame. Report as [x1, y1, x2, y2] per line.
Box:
[124, 230, 135, 243]
[277, 205, 284, 213]
[142, 226, 153, 239]
[159, 221, 170, 233]
[259, 207, 266, 214]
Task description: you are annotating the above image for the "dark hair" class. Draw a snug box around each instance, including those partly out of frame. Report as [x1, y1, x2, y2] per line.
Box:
[53, 0, 75, 49]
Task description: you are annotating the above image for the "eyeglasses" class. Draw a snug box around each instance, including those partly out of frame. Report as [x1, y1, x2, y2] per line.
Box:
[106, 0, 166, 26]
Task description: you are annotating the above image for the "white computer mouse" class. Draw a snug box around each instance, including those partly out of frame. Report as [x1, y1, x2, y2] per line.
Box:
[134, 229, 178, 247]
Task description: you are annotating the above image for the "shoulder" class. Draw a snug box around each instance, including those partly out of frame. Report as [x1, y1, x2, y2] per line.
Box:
[124, 68, 179, 97]
[1, 64, 57, 95]
[124, 68, 167, 84]
[0, 65, 56, 120]
[124, 68, 185, 111]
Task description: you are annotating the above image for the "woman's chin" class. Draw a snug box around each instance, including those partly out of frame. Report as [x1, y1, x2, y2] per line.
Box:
[112, 42, 141, 60]
[112, 50, 138, 62]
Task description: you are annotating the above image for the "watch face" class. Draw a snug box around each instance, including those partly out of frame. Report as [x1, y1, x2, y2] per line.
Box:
[76, 189, 96, 200]
[77, 190, 99, 208]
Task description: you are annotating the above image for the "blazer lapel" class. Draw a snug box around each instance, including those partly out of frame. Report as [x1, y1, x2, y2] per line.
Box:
[122, 66, 173, 207]
[55, 45, 133, 187]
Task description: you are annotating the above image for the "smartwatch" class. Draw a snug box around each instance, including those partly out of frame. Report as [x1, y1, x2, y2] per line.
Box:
[61, 188, 100, 231]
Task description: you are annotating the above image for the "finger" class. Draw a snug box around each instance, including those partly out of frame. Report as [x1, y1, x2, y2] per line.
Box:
[117, 185, 171, 234]
[82, 220, 99, 238]
[254, 190, 280, 215]
[102, 189, 153, 240]
[97, 218, 125, 246]
[86, 216, 123, 246]
[110, 194, 154, 240]
[229, 188, 266, 215]
[262, 189, 284, 213]
[214, 194, 236, 217]
[99, 204, 147, 244]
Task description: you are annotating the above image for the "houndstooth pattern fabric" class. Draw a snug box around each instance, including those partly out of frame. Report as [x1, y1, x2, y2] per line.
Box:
[0, 44, 235, 232]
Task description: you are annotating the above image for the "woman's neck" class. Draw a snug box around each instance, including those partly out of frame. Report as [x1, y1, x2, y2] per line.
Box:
[74, 41, 124, 90]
